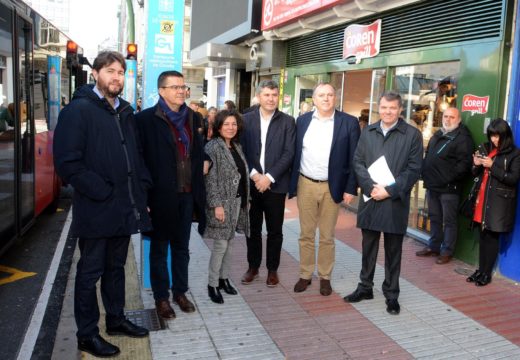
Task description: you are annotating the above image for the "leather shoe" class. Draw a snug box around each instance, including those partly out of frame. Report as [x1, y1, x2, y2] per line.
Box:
[343, 288, 374, 303]
[241, 267, 259, 284]
[106, 319, 149, 338]
[475, 274, 492, 286]
[320, 279, 332, 296]
[174, 293, 196, 313]
[218, 278, 238, 295]
[416, 247, 440, 257]
[386, 299, 400, 315]
[466, 270, 483, 283]
[266, 271, 279, 287]
[208, 285, 224, 304]
[293, 278, 311, 293]
[155, 299, 176, 319]
[436, 255, 452, 264]
[78, 334, 120, 357]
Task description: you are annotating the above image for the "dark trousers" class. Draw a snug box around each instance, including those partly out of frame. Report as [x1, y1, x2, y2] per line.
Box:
[478, 228, 500, 276]
[427, 190, 460, 255]
[75, 236, 130, 339]
[150, 192, 193, 300]
[358, 229, 404, 300]
[247, 187, 286, 271]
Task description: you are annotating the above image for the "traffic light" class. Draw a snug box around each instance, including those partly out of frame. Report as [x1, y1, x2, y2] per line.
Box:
[126, 43, 137, 60]
[66, 40, 78, 68]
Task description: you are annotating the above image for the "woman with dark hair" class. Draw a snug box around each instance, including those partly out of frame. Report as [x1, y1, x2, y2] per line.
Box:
[223, 100, 236, 111]
[203, 106, 218, 143]
[466, 118, 520, 286]
[204, 109, 249, 303]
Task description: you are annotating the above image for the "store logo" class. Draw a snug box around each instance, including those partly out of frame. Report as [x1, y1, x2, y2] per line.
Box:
[462, 94, 489, 115]
[263, 0, 273, 27]
[343, 19, 381, 63]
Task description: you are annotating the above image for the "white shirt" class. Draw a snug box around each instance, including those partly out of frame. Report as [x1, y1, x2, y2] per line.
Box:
[300, 110, 335, 181]
[250, 110, 275, 183]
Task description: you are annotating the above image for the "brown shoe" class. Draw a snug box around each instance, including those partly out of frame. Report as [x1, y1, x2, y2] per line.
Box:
[241, 268, 259, 284]
[415, 247, 440, 257]
[266, 271, 279, 287]
[320, 279, 332, 296]
[155, 299, 176, 319]
[293, 278, 311, 293]
[174, 294, 196, 313]
[436, 255, 453, 264]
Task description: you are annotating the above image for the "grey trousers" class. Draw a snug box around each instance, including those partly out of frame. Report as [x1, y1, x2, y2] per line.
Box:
[208, 201, 241, 287]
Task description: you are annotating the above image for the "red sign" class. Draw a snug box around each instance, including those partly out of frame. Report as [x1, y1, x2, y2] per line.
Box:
[462, 94, 490, 115]
[343, 19, 381, 61]
[262, 0, 344, 31]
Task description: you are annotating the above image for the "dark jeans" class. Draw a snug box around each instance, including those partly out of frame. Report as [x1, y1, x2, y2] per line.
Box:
[247, 187, 286, 271]
[479, 228, 501, 276]
[427, 190, 460, 256]
[150, 192, 193, 300]
[75, 236, 130, 339]
[358, 229, 404, 300]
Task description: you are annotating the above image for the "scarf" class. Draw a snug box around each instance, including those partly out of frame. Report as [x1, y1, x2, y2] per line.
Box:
[473, 148, 498, 224]
[158, 96, 190, 156]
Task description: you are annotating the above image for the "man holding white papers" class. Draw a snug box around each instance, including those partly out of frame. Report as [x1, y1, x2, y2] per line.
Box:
[289, 83, 360, 296]
[344, 91, 422, 315]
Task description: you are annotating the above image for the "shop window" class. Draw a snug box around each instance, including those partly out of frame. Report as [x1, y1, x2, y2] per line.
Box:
[393, 61, 460, 234]
[294, 74, 329, 117]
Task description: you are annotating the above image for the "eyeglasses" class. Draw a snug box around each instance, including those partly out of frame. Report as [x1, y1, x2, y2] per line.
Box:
[161, 85, 190, 91]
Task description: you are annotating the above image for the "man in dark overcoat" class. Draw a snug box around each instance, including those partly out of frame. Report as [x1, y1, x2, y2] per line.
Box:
[344, 91, 423, 315]
[54, 51, 151, 357]
[136, 70, 205, 319]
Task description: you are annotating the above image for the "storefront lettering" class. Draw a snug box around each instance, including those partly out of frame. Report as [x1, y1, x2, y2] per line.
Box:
[462, 94, 489, 115]
[343, 19, 381, 62]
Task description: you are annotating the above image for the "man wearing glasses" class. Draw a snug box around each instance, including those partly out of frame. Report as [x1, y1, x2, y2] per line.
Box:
[136, 71, 206, 320]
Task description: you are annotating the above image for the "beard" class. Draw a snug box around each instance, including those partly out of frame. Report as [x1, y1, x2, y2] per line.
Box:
[97, 78, 123, 98]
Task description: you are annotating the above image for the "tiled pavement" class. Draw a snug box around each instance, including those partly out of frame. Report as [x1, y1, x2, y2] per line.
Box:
[57, 198, 520, 359]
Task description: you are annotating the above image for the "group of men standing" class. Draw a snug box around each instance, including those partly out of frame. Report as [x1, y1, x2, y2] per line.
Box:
[54, 50, 474, 358]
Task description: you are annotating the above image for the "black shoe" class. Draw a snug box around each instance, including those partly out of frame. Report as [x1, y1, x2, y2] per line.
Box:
[466, 270, 482, 283]
[218, 278, 238, 295]
[208, 285, 224, 304]
[106, 319, 149, 338]
[386, 299, 400, 315]
[475, 274, 492, 286]
[343, 288, 374, 303]
[78, 334, 120, 357]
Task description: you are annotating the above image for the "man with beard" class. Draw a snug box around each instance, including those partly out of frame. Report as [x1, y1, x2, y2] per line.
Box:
[54, 51, 151, 357]
[416, 107, 474, 264]
[136, 71, 206, 320]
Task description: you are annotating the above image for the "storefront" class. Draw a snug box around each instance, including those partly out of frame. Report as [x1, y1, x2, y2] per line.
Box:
[282, 0, 514, 264]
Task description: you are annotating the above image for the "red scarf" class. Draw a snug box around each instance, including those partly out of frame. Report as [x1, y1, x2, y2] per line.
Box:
[473, 148, 498, 223]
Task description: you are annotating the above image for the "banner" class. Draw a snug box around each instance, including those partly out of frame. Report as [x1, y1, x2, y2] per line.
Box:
[123, 59, 137, 110]
[262, 0, 344, 30]
[47, 56, 61, 130]
[343, 19, 382, 63]
[142, 0, 184, 109]
[462, 94, 490, 115]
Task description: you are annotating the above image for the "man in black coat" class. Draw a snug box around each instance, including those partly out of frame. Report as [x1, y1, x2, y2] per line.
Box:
[344, 91, 423, 315]
[416, 107, 474, 264]
[54, 51, 151, 358]
[240, 80, 295, 287]
[136, 71, 205, 319]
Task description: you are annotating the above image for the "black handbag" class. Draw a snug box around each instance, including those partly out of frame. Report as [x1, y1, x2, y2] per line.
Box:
[459, 177, 479, 218]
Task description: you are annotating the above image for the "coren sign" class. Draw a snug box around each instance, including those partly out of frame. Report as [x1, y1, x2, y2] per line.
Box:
[462, 94, 490, 115]
[343, 19, 382, 62]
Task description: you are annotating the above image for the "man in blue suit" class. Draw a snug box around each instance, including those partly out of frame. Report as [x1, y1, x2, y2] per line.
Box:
[241, 80, 295, 287]
[289, 82, 360, 296]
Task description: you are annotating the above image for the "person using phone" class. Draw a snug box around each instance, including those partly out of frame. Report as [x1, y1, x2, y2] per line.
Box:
[467, 118, 520, 286]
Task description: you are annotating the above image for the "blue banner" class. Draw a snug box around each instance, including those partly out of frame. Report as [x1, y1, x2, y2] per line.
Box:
[47, 56, 61, 130]
[142, 0, 184, 109]
[123, 59, 137, 110]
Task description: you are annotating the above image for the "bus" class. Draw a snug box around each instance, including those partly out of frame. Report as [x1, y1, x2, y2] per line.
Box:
[0, 0, 86, 255]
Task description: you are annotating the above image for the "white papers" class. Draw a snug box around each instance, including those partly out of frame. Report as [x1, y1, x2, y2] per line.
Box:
[363, 156, 396, 202]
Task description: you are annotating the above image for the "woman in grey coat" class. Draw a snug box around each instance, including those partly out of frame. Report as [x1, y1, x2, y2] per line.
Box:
[204, 109, 250, 304]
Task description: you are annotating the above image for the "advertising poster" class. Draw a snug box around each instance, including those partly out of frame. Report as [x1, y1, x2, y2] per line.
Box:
[142, 0, 184, 109]
[47, 55, 61, 130]
[123, 59, 137, 110]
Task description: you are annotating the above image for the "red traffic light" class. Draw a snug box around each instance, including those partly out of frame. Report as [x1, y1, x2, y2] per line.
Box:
[126, 43, 137, 59]
[66, 40, 78, 54]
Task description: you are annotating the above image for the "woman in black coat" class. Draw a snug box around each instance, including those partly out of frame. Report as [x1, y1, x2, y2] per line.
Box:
[467, 118, 520, 286]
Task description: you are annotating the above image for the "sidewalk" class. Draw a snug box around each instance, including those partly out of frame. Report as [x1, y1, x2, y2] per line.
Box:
[54, 198, 520, 359]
